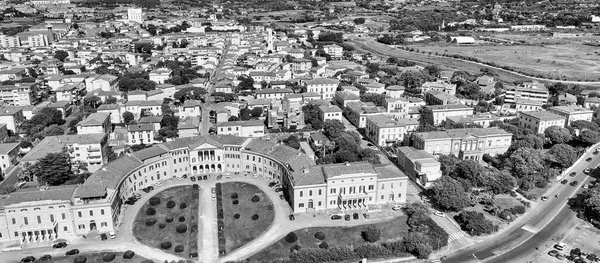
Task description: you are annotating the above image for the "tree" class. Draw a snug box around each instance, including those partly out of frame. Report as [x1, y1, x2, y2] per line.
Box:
[250, 107, 263, 118]
[44, 125, 64, 136]
[353, 17, 366, 25]
[424, 65, 440, 77]
[31, 150, 72, 186]
[105, 96, 117, 104]
[418, 107, 434, 126]
[228, 116, 239, 121]
[54, 50, 69, 62]
[438, 154, 460, 176]
[430, 176, 470, 211]
[84, 95, 102, 109]
[402, 232, 433, 259]
[359, 93, 386, 106]
[323, 120, 345, 140]
[283, 135, 301, 150]
[580, 130, 600, 146]
[482, 168, 516, 194]
[454, 211, 497, 236]
[123, 111, 135, 124]
[361, 225, 381, 242]
[549, 143, 578, 169]
[544, 125, 572, 145]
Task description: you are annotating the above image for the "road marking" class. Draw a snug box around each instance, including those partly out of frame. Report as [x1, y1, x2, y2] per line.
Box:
[448, 232, 465, 242]
[522, 225, 539, 233]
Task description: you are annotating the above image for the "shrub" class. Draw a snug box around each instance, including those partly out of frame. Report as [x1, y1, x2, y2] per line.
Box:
[179, 216, 185, 222]
[146, 207, 156, 216]
[290, 244, 302, 253]
[180, 203, 187, 209]
[123, 250, 135, 259]
[140, 260, 154, 263]
[166, 200, 176, 208]
[149, 197, 160, 206]
[217, 209, 223, 219]
[314, 231, 326, 240]
[231, 193, 238, 199]
[319, 242, 329, 249]
[251, 195, 260, 202]
[102, 253, 116, 262]
[158, 223, 166, 229]
[160, 241, 172, 249]
[233, 213, 240, 219]
[362, 225, 381, 242]
[252, 214, 259, 220]
[145, 218, 157, 226]
[191, 224, 198, 232]
[174, 245, 184, 253]
[232, 199, 239, 205]
[509, 191, 517, 197]
[73, 256, 87, 263]
[285, 232, 298, 243]
[510, 205, 526, 214]
[165, 216, 174, 223]
[176, 224, 188, 233]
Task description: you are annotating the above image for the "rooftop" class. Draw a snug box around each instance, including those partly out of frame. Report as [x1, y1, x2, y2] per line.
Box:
[0, 185, 77, 208]
[548, 105, 594, 115]
[520, 111, 566, 120]
[77, 112, 110, 127]
[414, 127, 512, 141]
[22, 134, 107, 162]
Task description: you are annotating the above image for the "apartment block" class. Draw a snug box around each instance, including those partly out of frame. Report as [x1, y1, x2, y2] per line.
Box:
[21, 134, 108, 172]
[396, 146, 442, 187]
[305, 78, 339, 101]
[318, 105, 343, 123]
[217, 120, 265, 137]
[505, 81, 549, 104]
[518, 111, 566, 133]
[426, 104, 474, 126]
[365, 115, 419, 147]
[548, 105, 594, 127]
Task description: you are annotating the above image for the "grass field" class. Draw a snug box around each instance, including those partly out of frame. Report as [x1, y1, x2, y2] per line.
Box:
[38, 251, 150, 263]
[221, 182, 275, 255]
[133, 185, 199, 257]
[249, 216, 409, 262]
[410, 43, 600, 81]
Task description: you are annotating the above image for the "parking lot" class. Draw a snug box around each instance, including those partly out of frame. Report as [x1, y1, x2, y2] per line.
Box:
[538, 222, 600, 263]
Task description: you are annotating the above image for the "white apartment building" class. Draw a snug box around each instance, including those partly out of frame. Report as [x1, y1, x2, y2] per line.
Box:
[365, 115, 419, 147]
[0, 35, 21, 48]
[255, 89, 293, 100]
[323, 44, 343, 59]
[127, 8, 143, 23]
[505, 81, 549, 104]
[548, 105, 594, 127]
[178, 100, 202, 119]
[217, 120, 265, 137]
[318, 105, 343, 123]
[76, 112, 111, 135]
[426, 104, 474, 126]
[518, 111, 566, 133]
[21, 134, 108, 172]
[127, 124, 157, 145]
[0, 106, 25, 132]
[305, 78, 339, 101]
[149, 68, 172, 84]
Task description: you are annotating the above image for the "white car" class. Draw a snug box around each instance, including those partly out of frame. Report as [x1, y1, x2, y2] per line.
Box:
[392, 205, 402, 211]
[434, 211, 445, 217]
[109, 231, 116, 239]
[555, 242, 567, 250]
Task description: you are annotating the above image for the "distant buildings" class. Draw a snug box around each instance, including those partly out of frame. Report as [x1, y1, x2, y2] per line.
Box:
[318, 105, 343, 123]
[365, 115, 418, 147]
[425, 104, 473, 125]
[505, 81, 549, 105]
[518, 111, 566, 133]
[305, 78, 339, 101]
[21, 134, 108, 172]
[548, 105, 594, 127]
[127, 8, 143, 23]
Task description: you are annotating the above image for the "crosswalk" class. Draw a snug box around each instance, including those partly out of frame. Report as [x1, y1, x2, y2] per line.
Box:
[448, 231, 466, 242]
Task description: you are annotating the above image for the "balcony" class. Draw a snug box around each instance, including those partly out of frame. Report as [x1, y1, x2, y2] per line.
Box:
[340, 191, 367, 200]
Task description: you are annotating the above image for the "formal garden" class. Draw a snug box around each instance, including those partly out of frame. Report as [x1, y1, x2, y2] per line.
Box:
[216, 182, 275, 256]
[245, 203, 447, 263]
[45, 250, 149, 263]
[133, 185, 200, 257]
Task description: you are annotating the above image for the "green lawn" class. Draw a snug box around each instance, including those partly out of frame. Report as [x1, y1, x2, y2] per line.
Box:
[221, 182, 275, 255]
[133, 185, 199, 257]
[39, 251, 150, 263]
[249, 216, 409, 262]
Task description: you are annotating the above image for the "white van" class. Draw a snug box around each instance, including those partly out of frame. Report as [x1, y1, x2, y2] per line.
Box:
[555, 242, 567, 250]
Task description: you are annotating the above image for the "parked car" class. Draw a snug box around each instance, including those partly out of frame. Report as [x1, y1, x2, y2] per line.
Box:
[345, 214, 351, 221]
[595, 150, 599, 155]
[53, 241, 68, 249]
[279, 195, 284, 200]
[65, 249, 80, 255]
[289, 214, 295, 221]
[363, 213, 369, 219]
[561, 179, 569, 185]
[189, 252, 198, 258]
[570, 180, 579, 186]
[39, 254, 52, 261]
[392, 205, 403, 211]
[570, 172, 577, 177]
[583, 184, 590, 189]
[100, 233, 107, 241]
[268, 182, 277, 187]
[203, 175, 208, 180]
[556, 254, 566, 260]
[584, 168, 592, 174]
[182, 174, 188, 179]
[541, 196, 549, 202]
[147, 186, 154, 191]
[331, 215, 342, 220]
[555, 242, 568, 250]
[548, 250, 559, 257]
[20, 256, 36, 263]
[142, 187, 150, 193]
[217, 174, 223, 180]
[586, 157, 593, 162]
[190, 176, 196, 182]
[353, 213, 359, 220]
[275, 188, 283, 192]
[109, 231, 116, 239]
[434, 211, 445, 217]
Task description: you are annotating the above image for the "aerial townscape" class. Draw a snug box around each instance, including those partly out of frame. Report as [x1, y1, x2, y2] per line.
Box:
[0, 0, 600, 263]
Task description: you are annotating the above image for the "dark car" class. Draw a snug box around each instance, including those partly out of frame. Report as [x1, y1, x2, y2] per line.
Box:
[345, 214, 351, 221]
[279, 194, 284, 200]
[190, 176, 196, 182]
[275, 188, 283, 192]
[586, 157, 593, 162]
[561, 179, 569, 184]
[570, 180, 579, 186]
[595, 150, 599, 155]
[124, 197, 136, 205]
[548, 250, 559, 257]
[142, 187, 150, 193]
[289, 214, 295, 221]
[21, 256, 36, 263]
[100, 233, 107, 241]
[189, 252, 198, 258]
[353, 213, 359, 220]
[40, 254, 52, 261]
[570, 172, 577, 177]
[217, 174, 223, 180]
[268, 182, 277, 187]
[53, 241, 68, 248]
[65, 249, 80, 255]
[182, 174, 188, 179]
[363, 213, 369, 219]
[331, 215, 342, 220]
[147, 186, 154, 191]
[203, 175, 208, 180]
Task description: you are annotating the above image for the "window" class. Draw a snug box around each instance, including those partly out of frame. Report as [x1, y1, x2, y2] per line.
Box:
[318, 201, 322, 206]
[381, 195, 384, 200]
[299, 203, 304, 208]
[78, 211, 82, 218]
[62, 213, 66, 220]
[381, 184, 385, 190]
[63, 226, 68, 231]
[37, 216, 41, 224]
[78, 224, 85, 230]
[101, 209, 105, 215]
[331, 188, 336, 194]
[14, 232, 18, 237]
[299, 191, 303, 197]
[101, 222, 107, 227]
[50, 214, 54, 222]
[318, 189, 322, 195]
[309, 190, 312, 196]
[23, 217, 28, 225]
[89, 210, 93, 216]
[11, 218, 15, 225]
[398, 193, 402, 198]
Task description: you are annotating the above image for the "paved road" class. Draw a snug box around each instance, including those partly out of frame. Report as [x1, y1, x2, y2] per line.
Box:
[199, 185, 218, 263]
[443, 145, 600, 263]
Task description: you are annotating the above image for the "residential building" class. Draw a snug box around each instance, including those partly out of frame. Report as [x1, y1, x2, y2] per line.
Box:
[97, 104, 121, 124]
[87, 75, 118, 92]
[344, 101, 385, 128]
[386, 85, 405, 98]
[396, 146, 442, 187]
[149, 68, 172, 84]
[548, 105, 594, 127]
[505, 81, 549, 104]
[445, 114, 500, 128]
[178, 117, 201, 138]
[365, 115, 419, 147]
[0, 82, 38, 106]
[77, 112, 111, 134]
[323, 44, 343, 59]
[421, 81, 456, 95]
[425, 90, 459, 105]
[518, 111, 566, 133]
[305, 78, 339, 101]
[585, 97, 600, 109]
[426, 104, 473, 126]
[217, 120, 265, 137]
[255, 88, 293, 100]
[0, 142, 20, 172]
[333, 91, 360, 108]
[411, 127, 513, 161]
[124, 100, 162, 119]
[0, 106, 25, 132]
[127, 124, 156, 145]
[127, 8, 143, 23]
[178, 100, 202, 119]
[21, 134, 108, 172]
[318, 105, 343, 123]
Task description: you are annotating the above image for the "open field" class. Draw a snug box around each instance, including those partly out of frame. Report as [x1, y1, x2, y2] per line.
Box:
[249, 216, 410, 262]
[410, 43, 600, 81]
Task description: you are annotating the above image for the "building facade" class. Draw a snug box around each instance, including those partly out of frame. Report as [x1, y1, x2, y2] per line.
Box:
[548, 105, 594, 127]
[365, 115, 419, 147]
[518, 111, 566, 133]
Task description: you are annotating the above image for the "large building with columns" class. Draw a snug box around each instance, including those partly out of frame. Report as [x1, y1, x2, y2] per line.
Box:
[0, 135, 407, 244]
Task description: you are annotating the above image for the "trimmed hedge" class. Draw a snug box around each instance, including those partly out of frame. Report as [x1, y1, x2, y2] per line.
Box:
[285, 232, 298, 243]
[145, 218, 157, 226]
[178, 216, 186, 222]
[290, 244, 302, 253]
[231, 193, 238, 199]
[314, 231, 326, 240]
[251, 214, 259, 220]
[233, 213, 240, 219]
[165, 216, 174, 223]
[176, 224, 188, 233]
[149, 197, 160, 206]
[362, 225, 381, 243]
[160, 241, 172, 249]
[145, 207, 156, 216]
[166, 200, 176, 208]
[123, 250, 135, 259]
[174, 245, 184, 253]
[319, 241, 329, 249]
[217, 209, 223, 219]
[191, 224, 198, 232]
[251, 195, 260, 202]
[232, 199, 239, 205]
[179, 203, 187, 209]
[73, 256, 87, 263]
[140, 260, 154, 263]
[158, 223, 166, 229]
[102, 253, 116, 262]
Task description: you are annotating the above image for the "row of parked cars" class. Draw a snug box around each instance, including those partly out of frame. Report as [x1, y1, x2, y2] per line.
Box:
[21, 242, 80, 262]
[330, 213, 370, 221]
[548, 242, 599, 262]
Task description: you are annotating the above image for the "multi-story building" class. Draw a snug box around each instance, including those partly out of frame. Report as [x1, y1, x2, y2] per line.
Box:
[425, 90, 459, 105]
[97, 104, 121, 124]
[548, 105, 594, 127]
[344, 102, 386, 128]
[0, 35, 21, 48]
[505, 81, 549, 104]
[255, 88, 293, 100]
[305, 78, 339, 101]
[518, 111, 566, 133]
[87, 75, 118, 92]
[396, 146, 442, 187]
[0, 106, 25, 132]
[318, 105, 343, 123]
[149, 68, 172, 84]
[445, 113, 500, 128]
[178, 100, 202, 119]
[426, 104, 473, 126]
[383, 97, 425, 120]
[365, 115, 419, 147]
[127, 8, 143, 23]
[0, 142, 20, 172]
[127, 124, 156, 145]
[21, 134, 108, 172]
[411, 127, 513, 161]
[421, 81, 456, 95]
[323, 44, 343, 59]
[217, 120, 265, 137]
[124, 100, 163, 119]
[0, 82, 39, 106]
[77, 112, 112, 134]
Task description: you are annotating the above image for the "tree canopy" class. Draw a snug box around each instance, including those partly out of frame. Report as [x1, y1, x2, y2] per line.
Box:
[31, 149, 73, 186]
[430, 176, 470, 211]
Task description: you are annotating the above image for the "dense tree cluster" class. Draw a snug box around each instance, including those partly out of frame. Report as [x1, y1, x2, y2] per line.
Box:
[119, 72, 156, 92]
[454, 211, 497, 236]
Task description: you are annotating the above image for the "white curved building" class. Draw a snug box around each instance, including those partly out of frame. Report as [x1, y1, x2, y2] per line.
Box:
[0, 135, 407, 243]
